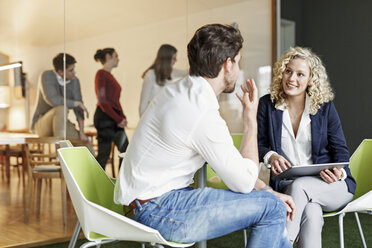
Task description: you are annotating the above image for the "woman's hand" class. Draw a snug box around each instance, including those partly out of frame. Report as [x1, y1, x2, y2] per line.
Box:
[269, 153, 292, 175]
[117, 119, 128, 128]
[320, 167, 342, 183]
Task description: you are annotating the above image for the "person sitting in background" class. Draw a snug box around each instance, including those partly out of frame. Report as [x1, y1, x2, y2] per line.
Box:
[257, 46, 356, 247]
[139, 44, 187, 116]
[93, 48, 129, 170]
[31, 53, 90, 144]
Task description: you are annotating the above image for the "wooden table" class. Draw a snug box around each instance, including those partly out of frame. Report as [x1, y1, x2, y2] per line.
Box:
[0, 132, 38, 183]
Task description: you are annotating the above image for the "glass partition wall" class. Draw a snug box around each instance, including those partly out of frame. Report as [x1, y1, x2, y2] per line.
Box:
[0, 0, 65, 132]
[0, 1, 275, 247]
[0, 0, 274, 136]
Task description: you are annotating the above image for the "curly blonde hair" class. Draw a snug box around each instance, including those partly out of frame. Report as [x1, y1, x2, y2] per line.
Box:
[270, 47, 334, 115]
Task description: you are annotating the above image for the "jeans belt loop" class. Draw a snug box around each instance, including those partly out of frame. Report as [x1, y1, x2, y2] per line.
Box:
[135, 199, 143, 211]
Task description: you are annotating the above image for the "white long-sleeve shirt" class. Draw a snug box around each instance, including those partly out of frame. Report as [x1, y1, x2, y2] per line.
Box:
[139, 68, 187, 116]
[263, 94, 347, 179]
[271, 94, 313, 166]
[115, 76, 258, 205]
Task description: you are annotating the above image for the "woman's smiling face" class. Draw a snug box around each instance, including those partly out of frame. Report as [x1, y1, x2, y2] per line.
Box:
[282, 58, 311, 98]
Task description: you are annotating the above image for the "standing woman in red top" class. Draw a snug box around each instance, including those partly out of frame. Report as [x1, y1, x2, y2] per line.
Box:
[93, 48, 128, 170]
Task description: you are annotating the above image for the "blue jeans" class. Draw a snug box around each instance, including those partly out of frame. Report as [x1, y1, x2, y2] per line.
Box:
[133, 187, 291, 247]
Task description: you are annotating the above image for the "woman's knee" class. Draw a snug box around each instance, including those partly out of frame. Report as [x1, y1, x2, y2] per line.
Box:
[286, 177, 315, 195]
[302, 203, 324, 228]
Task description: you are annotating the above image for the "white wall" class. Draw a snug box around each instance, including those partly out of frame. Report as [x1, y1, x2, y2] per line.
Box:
[7, 0, 272, 133]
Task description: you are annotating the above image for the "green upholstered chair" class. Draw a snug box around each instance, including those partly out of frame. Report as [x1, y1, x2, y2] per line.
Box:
[323, 139, 372, 248]
[58, 146, 194, 248]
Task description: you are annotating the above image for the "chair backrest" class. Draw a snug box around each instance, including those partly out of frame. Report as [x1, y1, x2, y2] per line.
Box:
[58, 147, 194, 246]
[25, 137, 64, 170]
[57, 140, 73, 148]
[231, 133, 243, 149]
[58, 147, 123, 215]
[349, 139, 372, 199]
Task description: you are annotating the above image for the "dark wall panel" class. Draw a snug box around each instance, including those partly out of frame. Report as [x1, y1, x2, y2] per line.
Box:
[281, 0, 372, 152]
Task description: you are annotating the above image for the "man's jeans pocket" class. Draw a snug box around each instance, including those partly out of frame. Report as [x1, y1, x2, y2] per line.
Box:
[146, 214, 187, 241]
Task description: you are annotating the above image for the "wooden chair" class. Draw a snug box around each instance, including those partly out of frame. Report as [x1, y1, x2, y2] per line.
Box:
[24, 137, 67, 225]
[0, 144, 26, 182]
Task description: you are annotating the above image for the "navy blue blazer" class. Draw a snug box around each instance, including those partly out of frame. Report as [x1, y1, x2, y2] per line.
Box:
[257, 94, 356, 194]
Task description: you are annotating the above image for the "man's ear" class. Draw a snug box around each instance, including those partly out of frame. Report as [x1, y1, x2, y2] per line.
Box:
[223, 57, 233, 74]
[56, 69, 63, 77]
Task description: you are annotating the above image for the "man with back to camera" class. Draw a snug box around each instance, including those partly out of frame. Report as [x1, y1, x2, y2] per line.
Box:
[114, 24, 295, 247]
[31, 53, 91, 145]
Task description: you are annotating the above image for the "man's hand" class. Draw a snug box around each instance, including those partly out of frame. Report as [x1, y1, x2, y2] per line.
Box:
[255, 179, 295, 221]
[320, 167, 342, 183]
[118, 119, 128, 128]
[79, 131, 89, 141]
[269, 189, 296, 221]
[74, 101, 89, 118]
[236, 79, 259, 125]
[236, 79, 259, 165]
[269, 153, 292, 175]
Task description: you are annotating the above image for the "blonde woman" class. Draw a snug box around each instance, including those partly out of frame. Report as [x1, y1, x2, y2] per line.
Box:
[257, 47, 356, 247]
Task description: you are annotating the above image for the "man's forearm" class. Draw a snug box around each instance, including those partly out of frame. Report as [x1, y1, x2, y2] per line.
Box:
[239, 120, 259, 166]
[77, 118, 85, 133]
[254, 178, 268, 190]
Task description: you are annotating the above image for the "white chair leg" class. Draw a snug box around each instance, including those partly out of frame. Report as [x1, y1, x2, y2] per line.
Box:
[80, 240, 117, 248]
[354, 212, 367, 248]
[141, 243, 146, 248]
[80, 241, 100, 248]
[338, 212, 345, 248]
[243, 229, 248, 247]
[68, 221, 81, 248]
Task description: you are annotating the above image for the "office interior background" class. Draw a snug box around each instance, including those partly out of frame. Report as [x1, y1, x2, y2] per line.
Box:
[1, 0, 372, 247]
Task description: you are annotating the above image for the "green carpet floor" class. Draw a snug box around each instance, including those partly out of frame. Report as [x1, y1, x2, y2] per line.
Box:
[39, 212, 371, 247]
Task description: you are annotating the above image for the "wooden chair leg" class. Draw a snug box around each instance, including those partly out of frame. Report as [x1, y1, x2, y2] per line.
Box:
[16, 158, 21, 179]
[25, 172, 33, 224]
[61, 177, 67, 227]
[36, 178, 42, 219]
[22, 149, 27, 185]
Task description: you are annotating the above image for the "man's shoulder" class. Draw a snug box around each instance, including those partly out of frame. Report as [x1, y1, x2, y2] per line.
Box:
[170, 76, 218, 111]
[41, 70, 58, 84]
[42, 70, 55, 78]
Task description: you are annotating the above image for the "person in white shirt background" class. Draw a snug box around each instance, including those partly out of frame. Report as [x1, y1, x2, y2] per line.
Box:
[139, 44, 187, 116]
[257, 47, 356, 248]
[115, 24, 295, 247]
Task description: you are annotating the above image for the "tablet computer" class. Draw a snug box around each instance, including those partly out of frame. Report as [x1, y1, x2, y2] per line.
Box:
[273, 162, 349, 180]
